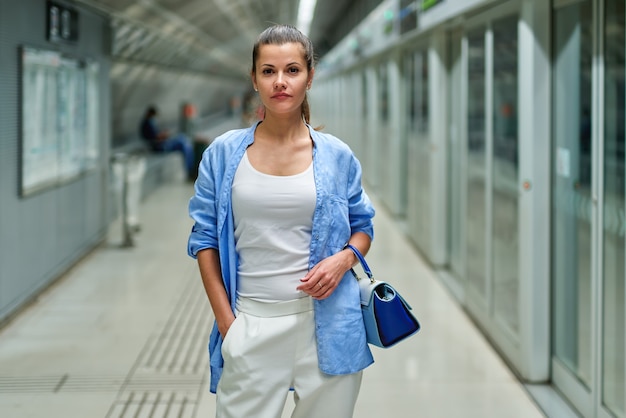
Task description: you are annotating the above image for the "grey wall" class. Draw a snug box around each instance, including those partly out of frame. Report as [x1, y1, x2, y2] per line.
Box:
[0, 0, 111, 322]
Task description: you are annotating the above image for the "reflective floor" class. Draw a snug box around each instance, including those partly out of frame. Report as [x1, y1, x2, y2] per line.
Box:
[0, 179, 550, 417]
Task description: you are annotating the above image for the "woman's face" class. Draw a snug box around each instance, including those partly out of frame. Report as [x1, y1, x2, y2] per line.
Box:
[252, 42, 314, 117]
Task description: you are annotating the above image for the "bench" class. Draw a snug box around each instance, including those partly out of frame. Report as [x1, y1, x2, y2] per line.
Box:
[111, 140, 185, 201]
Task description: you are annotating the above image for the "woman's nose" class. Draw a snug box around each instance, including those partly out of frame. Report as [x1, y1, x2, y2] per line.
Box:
[274, 73, 286, 89]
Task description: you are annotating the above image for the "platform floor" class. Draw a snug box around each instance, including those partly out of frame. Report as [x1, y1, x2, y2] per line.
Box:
[0, 178, 550, 417]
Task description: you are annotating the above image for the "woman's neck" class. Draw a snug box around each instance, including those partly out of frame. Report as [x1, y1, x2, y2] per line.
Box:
[257, 112, 308, 144]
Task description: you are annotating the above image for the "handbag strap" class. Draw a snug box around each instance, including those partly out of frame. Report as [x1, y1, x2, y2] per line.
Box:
[346, 244, 375, 283]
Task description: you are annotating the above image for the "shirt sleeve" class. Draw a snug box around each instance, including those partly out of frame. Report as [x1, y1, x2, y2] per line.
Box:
[347, 153, 375, 240]
[187, 148, 219, 257]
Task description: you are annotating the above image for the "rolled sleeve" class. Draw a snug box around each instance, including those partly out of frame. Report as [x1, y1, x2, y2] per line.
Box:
[347, 154, 375, 239]
[187, 151, 219, 258]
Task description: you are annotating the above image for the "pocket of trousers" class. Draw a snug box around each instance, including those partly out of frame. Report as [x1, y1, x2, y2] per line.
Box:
[221, 315, 243, 358]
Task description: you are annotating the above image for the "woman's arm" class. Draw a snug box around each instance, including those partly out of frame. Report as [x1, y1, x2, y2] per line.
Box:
[297, 231, 371, 300]
[343, 231, 372, 267]
[197, 248, 235, 338]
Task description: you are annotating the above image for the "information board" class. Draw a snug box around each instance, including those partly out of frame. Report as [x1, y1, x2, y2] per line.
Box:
[21, 47, 100, 196]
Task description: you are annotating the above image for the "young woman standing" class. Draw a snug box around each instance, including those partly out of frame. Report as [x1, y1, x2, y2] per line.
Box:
[188, 24, 375, 418]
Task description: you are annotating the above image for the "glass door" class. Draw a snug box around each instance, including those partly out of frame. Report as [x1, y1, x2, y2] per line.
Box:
[552, 1, 625, 416]
[377, 62, 391, 197]
[447, 29, 465, 283]
[601, 1, 624, 416]
[464, 11, 520, 328]
[360, 72, 369, 164]
[406, 48, 431, 251]
[365, 65, 379, 190]
[491, 15, 520, 335]
[461, 0, 544, 377]
[551, 1, 594, 415]
[465, 26, 488, 301]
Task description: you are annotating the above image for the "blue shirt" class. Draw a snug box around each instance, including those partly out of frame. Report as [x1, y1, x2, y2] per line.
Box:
[188, 122, 375, 393]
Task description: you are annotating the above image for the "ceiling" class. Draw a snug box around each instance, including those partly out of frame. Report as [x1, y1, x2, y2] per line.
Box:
[76, 0, 381, 80]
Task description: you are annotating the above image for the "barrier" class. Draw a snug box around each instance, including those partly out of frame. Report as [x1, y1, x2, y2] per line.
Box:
[111, 152, 147, 247]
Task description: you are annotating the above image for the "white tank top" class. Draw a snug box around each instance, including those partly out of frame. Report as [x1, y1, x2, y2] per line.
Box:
[232, 151, 316, 301]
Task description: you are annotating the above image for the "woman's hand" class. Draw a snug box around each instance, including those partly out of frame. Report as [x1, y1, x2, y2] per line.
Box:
[217, 313, 236, 339]
[297, 249, 355, 299]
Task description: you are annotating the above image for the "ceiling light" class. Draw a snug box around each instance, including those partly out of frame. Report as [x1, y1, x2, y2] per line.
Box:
[297, 0, 317, 36]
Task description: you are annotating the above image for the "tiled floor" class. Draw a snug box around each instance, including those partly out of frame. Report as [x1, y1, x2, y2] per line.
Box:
[0, 177, 549, 417]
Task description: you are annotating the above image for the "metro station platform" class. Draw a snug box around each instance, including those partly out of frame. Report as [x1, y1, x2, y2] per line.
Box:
[0, 178, 548, 417]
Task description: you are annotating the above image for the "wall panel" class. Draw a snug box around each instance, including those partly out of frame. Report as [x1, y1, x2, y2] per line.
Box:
[0, 0, 111, 322]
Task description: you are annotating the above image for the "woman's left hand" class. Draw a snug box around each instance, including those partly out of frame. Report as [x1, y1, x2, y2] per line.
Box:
[297, 250, 354, 300]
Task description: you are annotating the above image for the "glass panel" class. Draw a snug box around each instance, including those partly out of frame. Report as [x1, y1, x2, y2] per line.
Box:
[466, 29, 487, 295]
[406, 53, 416, 131]
[399, 54, 415, 215]
[378, 63, 390, 192]
[357, 71, 371, 165]
[361, 72, 370, 178]
[552, 0, 593, 389]
[406, 53, 417, 233]
[603, 0, 625, 415]
[418, 51, 430, 135]
[448, 31, 464, 278]
[379, 62, 389, 123]
[492, 15, 519, 333]
[417, 51, 430, 246]
[362, 72, 368, 122]
[407, 50, 431, 248]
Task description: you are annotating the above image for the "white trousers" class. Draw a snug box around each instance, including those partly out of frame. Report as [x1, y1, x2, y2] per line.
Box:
[216, 297, 362, 418]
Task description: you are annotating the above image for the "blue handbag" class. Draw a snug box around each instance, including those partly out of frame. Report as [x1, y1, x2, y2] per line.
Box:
[346, 245, 421, 348]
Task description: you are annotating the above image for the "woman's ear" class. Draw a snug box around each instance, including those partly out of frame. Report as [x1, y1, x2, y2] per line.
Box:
[251, 72, 258, 91]
[307, 68, 315, 89]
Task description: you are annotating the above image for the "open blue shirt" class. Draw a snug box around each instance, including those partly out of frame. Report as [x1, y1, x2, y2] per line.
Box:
[187, 122, 375, 393]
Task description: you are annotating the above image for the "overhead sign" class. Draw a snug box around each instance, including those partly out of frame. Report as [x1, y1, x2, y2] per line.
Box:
[422, 0, 444, 11]
[47, 1, 79, 43]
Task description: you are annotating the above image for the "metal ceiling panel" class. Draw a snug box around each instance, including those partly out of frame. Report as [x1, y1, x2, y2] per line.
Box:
[75, 0, 380, 78]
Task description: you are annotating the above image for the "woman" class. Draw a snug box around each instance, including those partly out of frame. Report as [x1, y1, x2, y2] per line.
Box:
[188, 24, 375, 418]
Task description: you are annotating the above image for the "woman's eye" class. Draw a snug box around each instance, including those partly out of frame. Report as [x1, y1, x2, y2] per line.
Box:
[288, 67, 299, 74]
[262, 69, 273, 75]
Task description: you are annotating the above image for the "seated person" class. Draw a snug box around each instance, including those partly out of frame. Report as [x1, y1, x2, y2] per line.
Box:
[140, 105, 195, 180]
